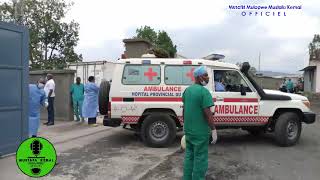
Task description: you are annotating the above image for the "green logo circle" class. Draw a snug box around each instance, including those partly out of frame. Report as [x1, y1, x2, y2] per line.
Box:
[16, 137, 57, 177]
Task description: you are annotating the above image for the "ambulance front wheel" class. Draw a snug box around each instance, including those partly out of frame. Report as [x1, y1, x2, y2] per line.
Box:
[141, 113, 177, 148]
[274, 112, 302, 147]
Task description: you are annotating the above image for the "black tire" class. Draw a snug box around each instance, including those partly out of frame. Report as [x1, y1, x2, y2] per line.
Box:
[99, 81, 110, 115]
[141, 113, 177, 148]
[275, 112, 302, 147]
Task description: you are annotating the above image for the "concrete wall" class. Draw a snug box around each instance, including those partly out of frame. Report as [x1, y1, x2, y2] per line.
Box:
[124, 40, 152, 58]
[304, 70, 317, 92]
[253, 76, 283, 90]
[306, 60, 320, 93]
[316, 64, 320, 93]
[30, 70, 76, 121]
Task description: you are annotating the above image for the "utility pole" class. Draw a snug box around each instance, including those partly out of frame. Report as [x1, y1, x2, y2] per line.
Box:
[13, 0, 18, 23]
[258, 51, 261, 72]
[258, 51, 262, 87]
[13, 0, 24, 25]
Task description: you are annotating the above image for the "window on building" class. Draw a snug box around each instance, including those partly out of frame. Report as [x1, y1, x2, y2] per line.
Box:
[122, 65, 161, 85]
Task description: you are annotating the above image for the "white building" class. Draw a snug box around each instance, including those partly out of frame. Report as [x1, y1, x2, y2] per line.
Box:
[67, 61, 115, 86]
[301, 60, 320, 93]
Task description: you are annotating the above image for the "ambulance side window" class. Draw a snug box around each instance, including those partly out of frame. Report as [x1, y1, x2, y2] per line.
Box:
[122, 65, 161, 85]
[165, 65, 198, 85]
[214, 70, 252, 92]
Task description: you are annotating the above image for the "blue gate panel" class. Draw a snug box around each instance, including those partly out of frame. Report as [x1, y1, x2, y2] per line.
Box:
[0, 22, 29, 156]
[0, 29, 22, 67]
[0, 70, 22, 107]
[0, 111, 22, 154]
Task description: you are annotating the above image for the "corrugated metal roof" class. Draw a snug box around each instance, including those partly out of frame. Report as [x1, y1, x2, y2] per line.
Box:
[300, 66, 316, 71]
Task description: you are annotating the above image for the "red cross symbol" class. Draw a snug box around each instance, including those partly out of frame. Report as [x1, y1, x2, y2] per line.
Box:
[186, 68, 195, 81]
[144, 68, 158, 81]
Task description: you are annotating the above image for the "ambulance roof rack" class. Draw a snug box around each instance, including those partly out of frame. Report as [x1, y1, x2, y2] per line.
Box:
[202, 53, 225, 61]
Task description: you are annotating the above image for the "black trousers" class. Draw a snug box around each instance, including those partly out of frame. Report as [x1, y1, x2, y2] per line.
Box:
[47, 97, 55, 124]
[88, 117, 96, 124]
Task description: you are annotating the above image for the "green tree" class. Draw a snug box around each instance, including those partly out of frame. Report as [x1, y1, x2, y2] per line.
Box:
[309, 34, 320, 61]
[0, 0, 82, 70]
[135, 26, 157, 45]
[157, 30, 177, 58]
[135, 25, 177, 58]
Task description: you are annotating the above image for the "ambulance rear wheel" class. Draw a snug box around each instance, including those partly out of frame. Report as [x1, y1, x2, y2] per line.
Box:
[141, 113, 176, 148]
[275, 112, 301, 147]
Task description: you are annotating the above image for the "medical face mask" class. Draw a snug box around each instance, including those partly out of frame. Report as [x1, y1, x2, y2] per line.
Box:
[37, 83, 45, 89]
[200, 80, 208, 86]
[199, 76, 208, 86]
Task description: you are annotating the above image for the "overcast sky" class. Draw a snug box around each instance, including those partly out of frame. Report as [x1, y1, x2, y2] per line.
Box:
[68, 0, 320, 73]
[3, 0, 320, 73]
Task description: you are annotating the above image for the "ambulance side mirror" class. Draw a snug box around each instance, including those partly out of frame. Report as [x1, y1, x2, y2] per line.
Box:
[240, 84, 246, 96]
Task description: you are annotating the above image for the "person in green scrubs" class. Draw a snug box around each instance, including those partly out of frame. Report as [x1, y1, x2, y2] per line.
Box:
[286, 78, 294, 93]
[70, 77, 85, 122]
[183, 66, 216, 180]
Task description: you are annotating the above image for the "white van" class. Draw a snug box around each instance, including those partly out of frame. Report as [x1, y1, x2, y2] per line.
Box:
[99, 58, 315, 147]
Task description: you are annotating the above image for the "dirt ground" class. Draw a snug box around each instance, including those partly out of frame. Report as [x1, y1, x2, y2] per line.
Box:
[43, 98, 320, 180]
[141, 99, 320, 180]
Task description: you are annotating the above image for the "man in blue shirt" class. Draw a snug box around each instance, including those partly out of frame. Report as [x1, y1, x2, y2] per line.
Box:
[214, 72, 225, 92]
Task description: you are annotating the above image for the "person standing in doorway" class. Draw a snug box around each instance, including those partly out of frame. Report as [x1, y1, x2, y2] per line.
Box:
[44, 74, 55, 126]
[82, 76, 99, 126]
[70, 77, 85, 122]
[29, 78, 48, 137]
[183, 66, 217, 180]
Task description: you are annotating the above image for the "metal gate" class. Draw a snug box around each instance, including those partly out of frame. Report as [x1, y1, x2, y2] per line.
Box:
[0, 22, 29, 156]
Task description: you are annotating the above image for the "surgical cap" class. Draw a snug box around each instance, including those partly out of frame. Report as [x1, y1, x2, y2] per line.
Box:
[193, 66, 207, 77]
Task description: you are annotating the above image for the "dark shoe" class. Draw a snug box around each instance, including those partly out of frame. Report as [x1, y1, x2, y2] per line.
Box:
[43, 122, 48, 125]
[47, 123, 54, 126]
[32, 135, 37, 138]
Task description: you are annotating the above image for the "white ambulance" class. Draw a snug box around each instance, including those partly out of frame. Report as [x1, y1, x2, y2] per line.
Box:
[99, 58, 316, 147]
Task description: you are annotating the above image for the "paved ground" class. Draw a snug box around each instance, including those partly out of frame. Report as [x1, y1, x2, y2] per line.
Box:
[1, 101, 320, 180]
[0, 118, 181, 180]
[49, 101, 320, 180]
[141, 100, 320, 180]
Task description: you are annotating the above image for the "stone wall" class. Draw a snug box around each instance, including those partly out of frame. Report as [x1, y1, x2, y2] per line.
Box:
[30, 70, 76, 121]
[253, 76, 284, 90]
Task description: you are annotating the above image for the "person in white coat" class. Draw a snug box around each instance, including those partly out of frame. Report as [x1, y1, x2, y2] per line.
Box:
[82, 76, 100, 125]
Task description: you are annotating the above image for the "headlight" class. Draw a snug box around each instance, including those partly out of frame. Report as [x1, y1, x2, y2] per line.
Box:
[302, 100, 311, 109]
